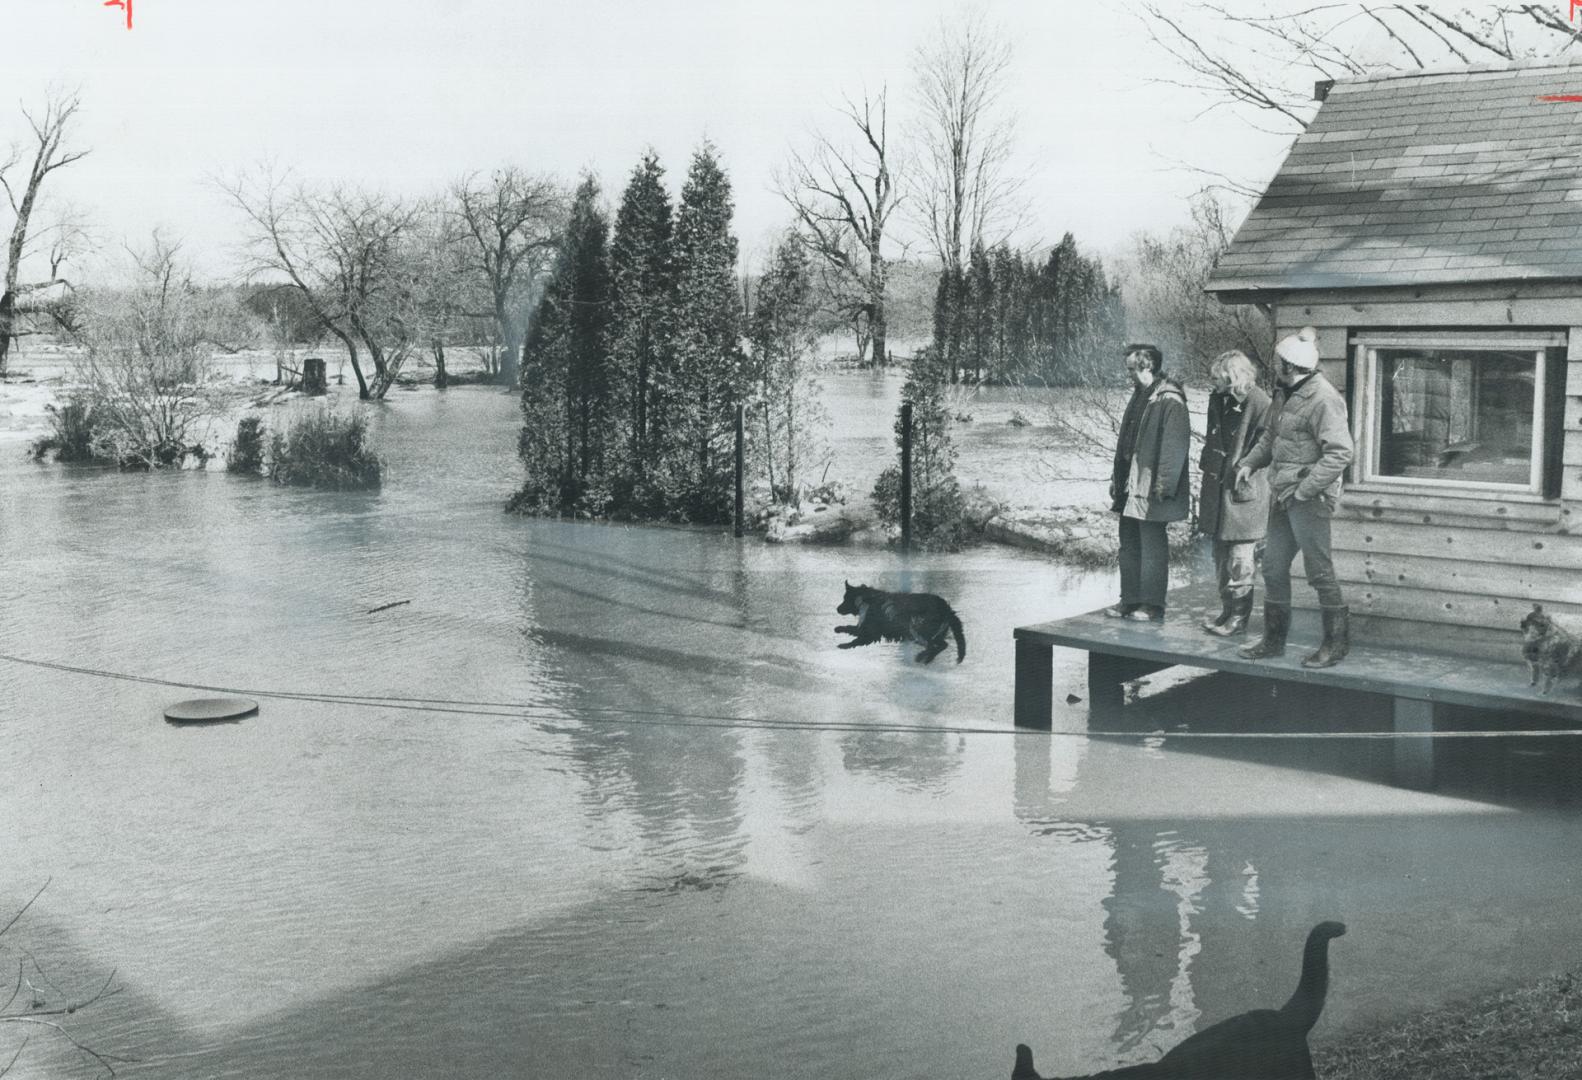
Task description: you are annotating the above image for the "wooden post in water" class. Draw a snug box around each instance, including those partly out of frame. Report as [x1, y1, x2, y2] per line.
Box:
[734, 403, 745, 538]
[900, 401, 913, 553]
[302, 357, 327, 395]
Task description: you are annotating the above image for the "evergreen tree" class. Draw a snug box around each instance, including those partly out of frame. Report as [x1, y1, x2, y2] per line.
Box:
[931, 265, 967, 385]
[512, 174, 611, 513]
[966, 241, 993, 384]
[561, 176, 613, 500]
[515, 272, 571, 512]
[608, 152, 676, 508]
[669, 143, 744, 522]
[1045, 232, 1082, 383]
[990, 244, 1024, 383]
[871, 340, 964, 548]
[746, 235, 826, 503]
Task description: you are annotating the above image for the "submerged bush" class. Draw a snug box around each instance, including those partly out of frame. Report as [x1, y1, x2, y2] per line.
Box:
[30, 399, 106, 464]
[68, 232, 248, 468]
[228, 415, 266, 474]
[267, 406, 382, 490]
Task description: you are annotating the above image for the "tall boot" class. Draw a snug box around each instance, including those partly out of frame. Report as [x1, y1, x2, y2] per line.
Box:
[1302, 606, 1350, 669]
[1238, 602, 1289, 659]
[1200, 594, 1234, 632]
[1207, 590, 1254, 638]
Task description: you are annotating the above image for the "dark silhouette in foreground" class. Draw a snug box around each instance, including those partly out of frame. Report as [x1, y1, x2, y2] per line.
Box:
[1014, 921, 1347, 1080]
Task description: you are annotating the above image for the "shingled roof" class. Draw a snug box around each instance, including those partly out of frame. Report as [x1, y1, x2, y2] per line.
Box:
[1206, 59, 1582, 295]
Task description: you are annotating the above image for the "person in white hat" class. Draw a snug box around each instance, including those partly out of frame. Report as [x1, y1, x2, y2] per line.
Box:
[1231, 327, 1355, 668]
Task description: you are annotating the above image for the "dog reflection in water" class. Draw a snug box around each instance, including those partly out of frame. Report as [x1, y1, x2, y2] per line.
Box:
[1013, 922, 1346, 1080]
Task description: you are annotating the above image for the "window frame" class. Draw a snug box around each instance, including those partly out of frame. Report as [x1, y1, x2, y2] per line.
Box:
[1349, 330, 1567, 500]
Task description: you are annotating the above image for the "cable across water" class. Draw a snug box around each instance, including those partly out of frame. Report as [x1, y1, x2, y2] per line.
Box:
[2, 651, 1579, 740]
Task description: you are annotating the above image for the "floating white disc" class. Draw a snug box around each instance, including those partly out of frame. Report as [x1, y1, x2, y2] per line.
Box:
[164, 697, 259, 723]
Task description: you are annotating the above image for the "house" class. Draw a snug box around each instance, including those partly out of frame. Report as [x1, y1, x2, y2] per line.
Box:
[1205, 58, 1582, 660]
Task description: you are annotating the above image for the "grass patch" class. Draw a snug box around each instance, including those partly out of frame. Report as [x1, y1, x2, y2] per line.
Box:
[1314, 970, 1582, 1079]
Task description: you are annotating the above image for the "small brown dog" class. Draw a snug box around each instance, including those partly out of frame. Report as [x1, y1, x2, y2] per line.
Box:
[1521, 604, 1582, 695]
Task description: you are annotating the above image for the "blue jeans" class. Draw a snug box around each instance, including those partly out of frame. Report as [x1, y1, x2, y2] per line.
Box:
[1118, 517, 1168, 609]
[1263, 498, 1344, 609]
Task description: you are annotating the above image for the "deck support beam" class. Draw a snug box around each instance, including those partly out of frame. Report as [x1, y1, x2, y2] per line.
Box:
[1392, 697, 1438, 791]
[1014, 639, 1053, 730]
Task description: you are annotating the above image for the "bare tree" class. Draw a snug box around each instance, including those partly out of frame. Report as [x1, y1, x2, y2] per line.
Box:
[1, 880, 126, 1078]
[1137, 3, 1581, 142]
[777, 89, 901, 366]
[451, 167, 565, 386]
[69, 229, 256, 467]
[909, 14, 1026, 263]
[0, 91, 90, 376]
[1123, 190, 1274, 382]
[908, 9, 1026, 382]
[218, 166, 428, 400]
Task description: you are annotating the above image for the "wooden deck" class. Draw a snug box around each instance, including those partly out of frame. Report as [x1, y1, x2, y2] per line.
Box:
[1014, 579, 1582, 790]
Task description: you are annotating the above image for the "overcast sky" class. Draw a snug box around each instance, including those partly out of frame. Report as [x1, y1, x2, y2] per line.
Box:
[1, 0, 1311, 280]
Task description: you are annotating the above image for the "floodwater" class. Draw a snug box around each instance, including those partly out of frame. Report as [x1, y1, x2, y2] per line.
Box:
[0, 375, 1579, 1079]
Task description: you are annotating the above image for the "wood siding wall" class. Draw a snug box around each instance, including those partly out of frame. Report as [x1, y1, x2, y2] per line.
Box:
[1274, 282, 1582, 659]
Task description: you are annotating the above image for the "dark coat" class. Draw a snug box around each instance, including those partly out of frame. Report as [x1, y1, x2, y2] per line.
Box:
[1123, 376, 1191, 523]
[1109, 379, 1159, 513]
[1198, 385, 1272, 541]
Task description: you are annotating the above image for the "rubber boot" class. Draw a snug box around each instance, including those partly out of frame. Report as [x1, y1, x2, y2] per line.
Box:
[1207, 590, 1254, 638]
[1238, 602, 1289, 659]
[1200, 595, 1234, 632]
[1302, 606, 1351, 669]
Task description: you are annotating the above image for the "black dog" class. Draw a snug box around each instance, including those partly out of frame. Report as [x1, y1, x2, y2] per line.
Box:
[835, 581, 966, 664]
[1014, 921, 1347, 1079]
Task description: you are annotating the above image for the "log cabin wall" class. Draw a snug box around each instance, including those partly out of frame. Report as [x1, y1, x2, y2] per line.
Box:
[1273, 281, 1582, 659]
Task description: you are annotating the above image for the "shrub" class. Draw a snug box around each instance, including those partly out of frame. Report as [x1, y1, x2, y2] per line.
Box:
[267, 406, 382, 490]
[30, 398, 106, 463]
[871, 463, 972, 550]
[70, 232, 249, 468]
[228, 415, 266, 474]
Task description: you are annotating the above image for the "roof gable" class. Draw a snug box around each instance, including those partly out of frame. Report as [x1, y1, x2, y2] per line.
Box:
[1207, 61, 1582, 294]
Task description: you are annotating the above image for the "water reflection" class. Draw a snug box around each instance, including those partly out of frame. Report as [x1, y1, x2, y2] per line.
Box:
[2, 382, 1580, 1080]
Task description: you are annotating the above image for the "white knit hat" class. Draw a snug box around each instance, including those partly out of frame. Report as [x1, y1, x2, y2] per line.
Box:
[1275, 327, 1320, 370]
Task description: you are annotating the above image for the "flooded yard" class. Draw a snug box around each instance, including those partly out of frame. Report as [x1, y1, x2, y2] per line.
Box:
[1, 377, 1578, 1079]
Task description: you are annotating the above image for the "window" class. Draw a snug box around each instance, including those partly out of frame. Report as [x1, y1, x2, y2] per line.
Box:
[1352, 331, 1566, 497]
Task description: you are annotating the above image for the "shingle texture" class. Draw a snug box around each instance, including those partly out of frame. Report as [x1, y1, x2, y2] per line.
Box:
[1206, 61, 1582, 292]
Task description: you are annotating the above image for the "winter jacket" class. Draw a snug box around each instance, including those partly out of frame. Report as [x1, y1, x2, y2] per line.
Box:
[1123, 375, 1191, 523]
[1198, 385, 1271, 541]
[1236, 371, 1353, 509]
[1109, 379, 1159, 513]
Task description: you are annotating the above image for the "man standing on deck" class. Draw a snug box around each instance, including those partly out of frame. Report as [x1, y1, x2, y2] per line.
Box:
[1105, 343, 1190, 623]
[1232, 326, 1354, 669]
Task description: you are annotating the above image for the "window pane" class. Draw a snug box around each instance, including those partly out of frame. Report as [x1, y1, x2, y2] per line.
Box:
[1376, 348, 1535, 485]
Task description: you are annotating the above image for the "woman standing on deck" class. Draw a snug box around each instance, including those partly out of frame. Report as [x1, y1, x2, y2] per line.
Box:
[1198, 350, 1271, 637]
